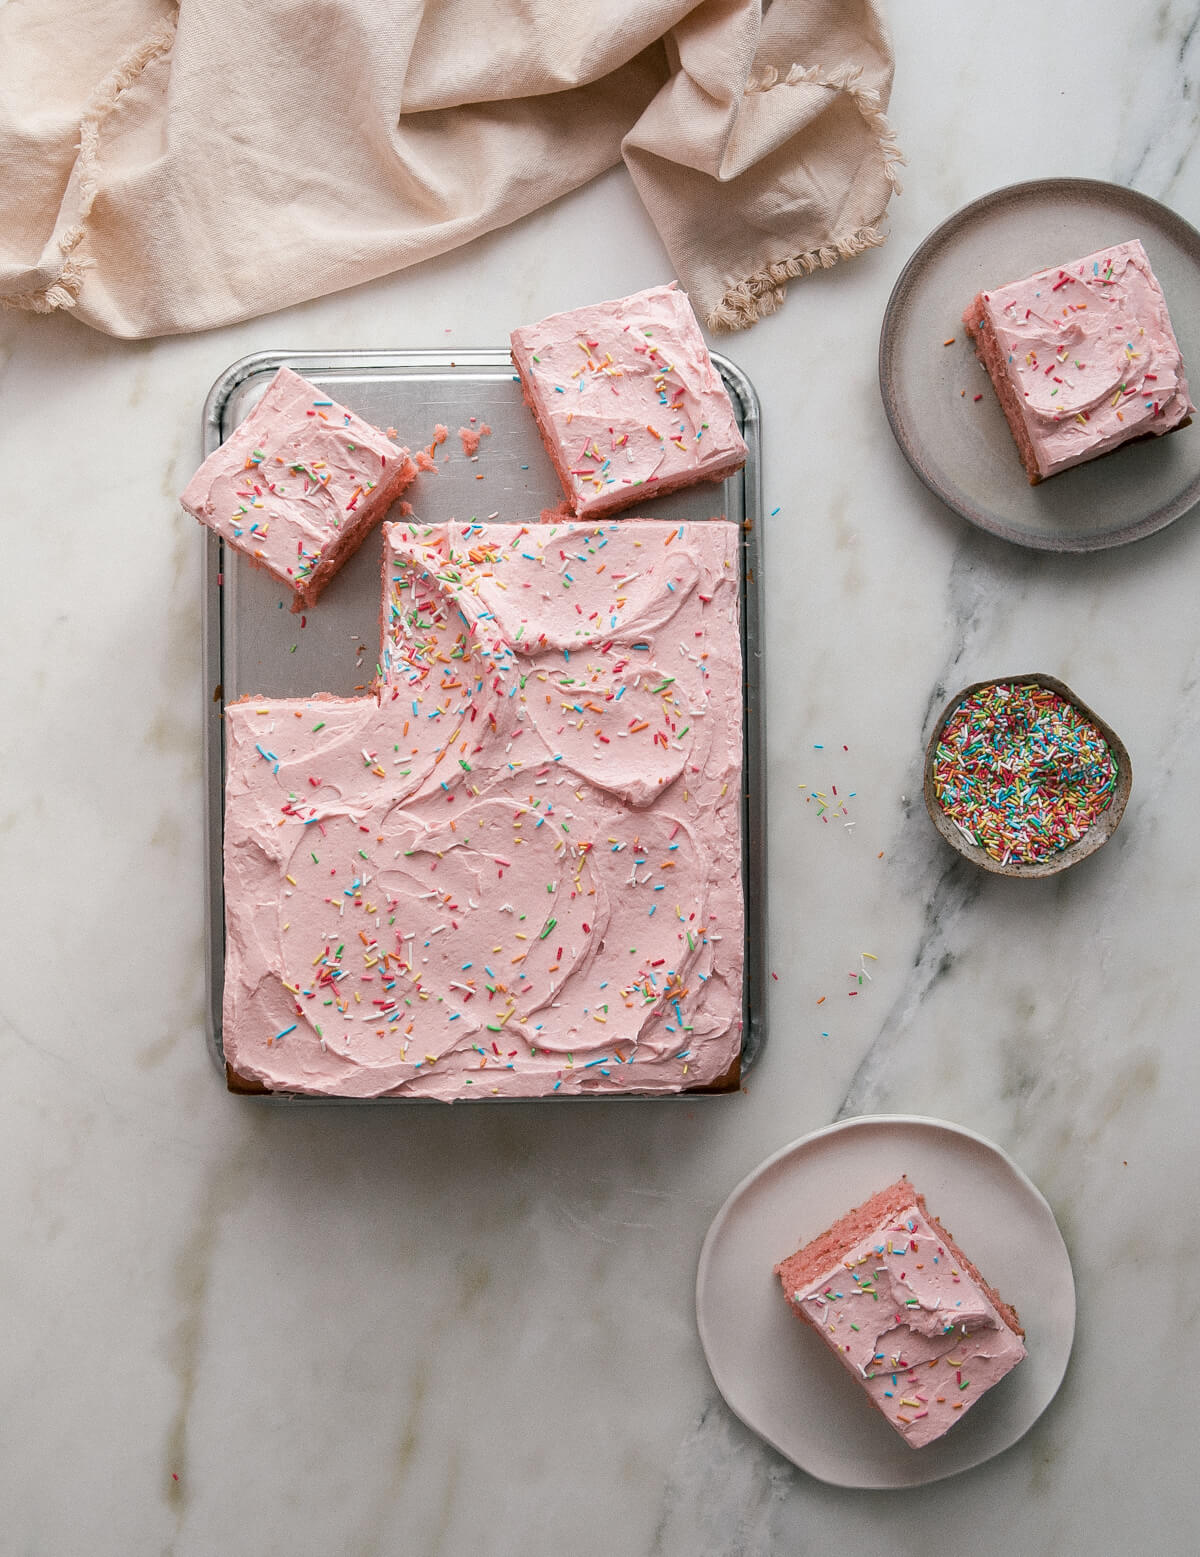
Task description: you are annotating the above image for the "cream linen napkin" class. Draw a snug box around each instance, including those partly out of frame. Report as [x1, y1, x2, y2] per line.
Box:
[0, 0, 901, 338]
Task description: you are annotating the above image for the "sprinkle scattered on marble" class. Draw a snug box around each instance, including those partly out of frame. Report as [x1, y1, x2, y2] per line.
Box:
[798, 745, 858, 833]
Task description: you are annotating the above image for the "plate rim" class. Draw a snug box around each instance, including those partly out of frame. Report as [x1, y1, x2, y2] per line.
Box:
[878, 176, 1200, 551]
[694, 1112, 1077, 1489]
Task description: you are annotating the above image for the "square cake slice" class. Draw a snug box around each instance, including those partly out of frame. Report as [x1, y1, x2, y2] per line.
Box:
[182, 366, 417, 609]
[775, 1179, 1026, 1449]
[510, 283, 747, 519]
[963, 239, 1194, 482]
[221, 519, 744, 1100]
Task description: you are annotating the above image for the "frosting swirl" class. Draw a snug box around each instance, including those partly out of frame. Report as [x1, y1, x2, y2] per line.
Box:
[222, 519, 744, 1098]
[510, 284, 747, 517]
[977, 240, 1194, 479]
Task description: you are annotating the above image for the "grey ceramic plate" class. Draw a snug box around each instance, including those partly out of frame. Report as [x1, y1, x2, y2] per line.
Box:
[880, 178, 1200, 550]
[695, 1116, 1076, 1489]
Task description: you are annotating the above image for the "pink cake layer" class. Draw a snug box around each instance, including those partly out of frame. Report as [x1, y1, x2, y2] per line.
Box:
[775, 1179, 1026, 1449]
[963, 239, 1194, 482]
[181, 366, 417, 609]
[222, 518, 744, 1099]
[510, 284, 747, 520]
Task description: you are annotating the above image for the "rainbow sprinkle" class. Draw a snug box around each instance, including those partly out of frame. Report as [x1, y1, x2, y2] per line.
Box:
[931, 681, 1117, 864]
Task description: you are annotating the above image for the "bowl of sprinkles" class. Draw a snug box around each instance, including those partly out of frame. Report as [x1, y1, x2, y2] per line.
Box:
[924, 674, 1131, 877]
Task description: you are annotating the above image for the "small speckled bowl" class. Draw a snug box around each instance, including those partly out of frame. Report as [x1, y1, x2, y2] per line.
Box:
[923, 673, 1132, 878]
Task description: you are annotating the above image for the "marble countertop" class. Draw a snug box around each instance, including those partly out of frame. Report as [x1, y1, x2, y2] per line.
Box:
[4, 5, 1199, 1553]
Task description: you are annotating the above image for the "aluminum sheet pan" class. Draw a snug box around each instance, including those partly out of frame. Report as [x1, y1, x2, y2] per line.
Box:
[201, 350, 765, 1101]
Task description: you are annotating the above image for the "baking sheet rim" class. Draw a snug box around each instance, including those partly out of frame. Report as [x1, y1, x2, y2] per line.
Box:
[200, 348, 766, 1103]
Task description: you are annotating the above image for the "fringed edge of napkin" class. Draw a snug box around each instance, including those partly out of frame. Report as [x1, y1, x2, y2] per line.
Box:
[706, 61, 905, 332]
[0, 13, 177, 317]
[707, 224, 888, 331]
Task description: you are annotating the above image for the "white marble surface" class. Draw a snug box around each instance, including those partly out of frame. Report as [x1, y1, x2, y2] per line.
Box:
[4, 4, 1200, 1552]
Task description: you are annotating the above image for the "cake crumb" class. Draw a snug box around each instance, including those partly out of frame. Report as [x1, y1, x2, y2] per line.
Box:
[458, 422, 492, 457]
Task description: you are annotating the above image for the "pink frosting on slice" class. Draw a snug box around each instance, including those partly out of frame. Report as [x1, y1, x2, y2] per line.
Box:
[784, 1204, 1026, 1449]
[975, 239, 1194, 479]
[510, 284, 747, 519]
[222, 519, 743, 1099]
[181, 366, 416, 607]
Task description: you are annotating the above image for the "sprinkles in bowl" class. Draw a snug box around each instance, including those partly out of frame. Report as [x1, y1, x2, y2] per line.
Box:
[924, 676, 1131, 876]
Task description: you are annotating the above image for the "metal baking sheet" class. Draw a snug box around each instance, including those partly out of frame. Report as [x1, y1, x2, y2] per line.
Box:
[201, 349, 766, 1101]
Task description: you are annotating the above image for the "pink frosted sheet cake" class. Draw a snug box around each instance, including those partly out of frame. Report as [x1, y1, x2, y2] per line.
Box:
[775, 1179, 1026, 1449]
[510, 284, 747, 520]
[963, 239, 1194, 483]
[221, 518, 744, 1099]
[182, 367, 418, 609]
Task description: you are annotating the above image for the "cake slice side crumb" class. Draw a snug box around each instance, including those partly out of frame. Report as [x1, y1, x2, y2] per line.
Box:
[963, 294, 1043, 484]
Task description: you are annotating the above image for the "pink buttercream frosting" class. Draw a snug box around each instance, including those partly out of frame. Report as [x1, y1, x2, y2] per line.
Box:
[181, 366, 416, 607]
[222, 519, 744, 1098]
[510, 284, 747, 518]
[975, 239, 1194, 479]
[787, 1205, 1026, 1449]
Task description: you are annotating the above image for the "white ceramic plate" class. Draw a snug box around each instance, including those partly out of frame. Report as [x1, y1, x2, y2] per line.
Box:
[879, 178, 1200, 550]
[695, 1115, 1075, 1488]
